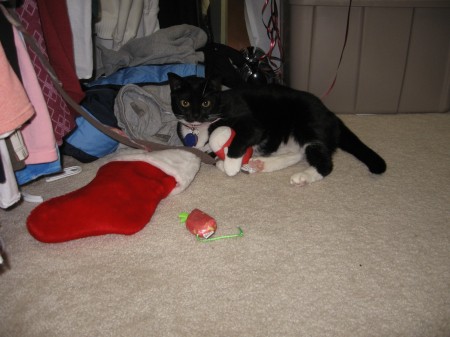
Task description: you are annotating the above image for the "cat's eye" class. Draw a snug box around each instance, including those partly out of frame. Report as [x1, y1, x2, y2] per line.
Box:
[201, 100, 211, 108]
[180, 100, 190, 108]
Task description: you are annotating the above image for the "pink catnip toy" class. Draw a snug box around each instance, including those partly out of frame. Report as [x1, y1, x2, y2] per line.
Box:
[179, 209, 244, 242]
[179, 208, 217, 239]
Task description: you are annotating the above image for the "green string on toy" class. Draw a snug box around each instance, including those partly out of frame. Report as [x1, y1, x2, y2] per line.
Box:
[178, 212, 189, 223]
[196, 227, 244, 243]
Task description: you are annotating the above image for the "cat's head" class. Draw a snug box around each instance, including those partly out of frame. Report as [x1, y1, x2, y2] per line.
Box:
[168, 72, 222, 127]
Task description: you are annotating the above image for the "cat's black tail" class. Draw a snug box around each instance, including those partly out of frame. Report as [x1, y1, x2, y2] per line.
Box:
[337, 120, 386, 174]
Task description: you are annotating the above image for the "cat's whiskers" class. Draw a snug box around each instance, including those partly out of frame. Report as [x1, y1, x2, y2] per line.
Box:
[179, 117, 221, 130]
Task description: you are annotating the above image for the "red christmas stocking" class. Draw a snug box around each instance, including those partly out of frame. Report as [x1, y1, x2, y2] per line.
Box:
[27, 150, 200, 243]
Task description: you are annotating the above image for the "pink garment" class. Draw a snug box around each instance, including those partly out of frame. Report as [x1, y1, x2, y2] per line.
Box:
[14, 27, 58, 164]
[16, 0, 76, 144]
[0, 41, 34, 135]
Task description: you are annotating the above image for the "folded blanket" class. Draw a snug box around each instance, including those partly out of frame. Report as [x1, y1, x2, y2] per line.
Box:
[98, 24, 207, 76]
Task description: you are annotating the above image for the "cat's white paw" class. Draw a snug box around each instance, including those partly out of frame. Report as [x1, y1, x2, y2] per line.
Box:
[223, 157, 243, 176]
[290, 167, 323, 186]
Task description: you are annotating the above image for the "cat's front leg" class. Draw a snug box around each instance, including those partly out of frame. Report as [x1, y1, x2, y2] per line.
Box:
[210, 125, 253, 176]
[215, 151, 243, 176]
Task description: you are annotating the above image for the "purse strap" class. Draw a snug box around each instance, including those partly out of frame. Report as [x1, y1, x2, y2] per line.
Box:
[1, 5, 216, 165]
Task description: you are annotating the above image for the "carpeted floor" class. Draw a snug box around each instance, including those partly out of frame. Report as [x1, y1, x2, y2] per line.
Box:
[1, 113, 449, 337]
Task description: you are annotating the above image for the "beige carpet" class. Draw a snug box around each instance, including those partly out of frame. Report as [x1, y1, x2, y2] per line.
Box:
[1, 113, 449, 337]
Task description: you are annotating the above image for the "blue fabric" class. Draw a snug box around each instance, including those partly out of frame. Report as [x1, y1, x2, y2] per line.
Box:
[86, 64, 205, 87]
[15, 148, 62, 185]
[65, 108, 119, 158]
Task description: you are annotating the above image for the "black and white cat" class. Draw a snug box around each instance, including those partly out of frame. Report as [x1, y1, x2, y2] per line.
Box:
[168, 73, 386, 186]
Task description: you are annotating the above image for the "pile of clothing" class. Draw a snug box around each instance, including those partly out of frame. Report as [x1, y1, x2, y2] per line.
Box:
[0, 0, 207, 209]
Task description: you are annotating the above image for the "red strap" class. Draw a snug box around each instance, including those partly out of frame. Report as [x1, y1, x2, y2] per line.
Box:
[322, 0, 353, 99]
[261, 0, 283, 78]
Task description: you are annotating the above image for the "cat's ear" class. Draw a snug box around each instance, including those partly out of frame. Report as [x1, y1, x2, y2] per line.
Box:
[167, 72, 183, 91]
[209, 76, 222, 92]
